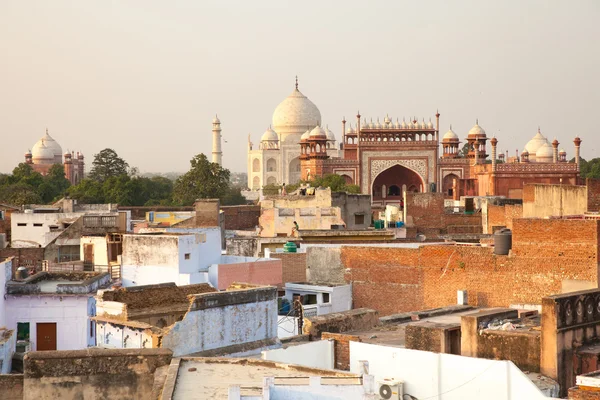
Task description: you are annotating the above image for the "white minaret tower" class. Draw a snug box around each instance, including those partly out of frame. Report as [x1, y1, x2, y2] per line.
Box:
[212, 115, 222, 165]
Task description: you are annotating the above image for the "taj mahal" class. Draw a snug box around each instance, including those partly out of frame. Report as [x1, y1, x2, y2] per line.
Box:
[209, 78, 582, 207]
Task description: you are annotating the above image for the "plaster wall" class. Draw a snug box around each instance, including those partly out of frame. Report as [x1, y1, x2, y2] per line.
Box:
[523, 184, 587, 218]
[284, 283, 352, 315]
[5, 296, 94, 351]
[0, 258, 11, 326]
[306, 247, 344, 285]
[209, 259, 283, 290]
[0, 329, 16, 373]
[161, 291, 277, 357]
[261, 340, 334, 370]
[11, 212, 83, 248]
[277, 315, 299, 338]
[80, 236, 109, 267]
[95, 322, 155, 349]
[349, 342, 551, 400]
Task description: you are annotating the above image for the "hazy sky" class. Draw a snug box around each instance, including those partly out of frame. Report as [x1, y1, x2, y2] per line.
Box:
[1, 1, 599, 174]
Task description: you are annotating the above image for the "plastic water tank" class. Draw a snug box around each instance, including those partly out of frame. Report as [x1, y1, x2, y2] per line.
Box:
[494, 228, 512, 255]
[283, 241, 297, 253]
[16, 266, 28, 280]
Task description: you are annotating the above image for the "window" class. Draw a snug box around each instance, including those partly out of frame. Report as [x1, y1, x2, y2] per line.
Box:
[322, 293, 330, 303]
[49, 225, 59, 231]
[0, 211, 4, 220]
[17, 322, 30, 341]
[184, 253, 190, 260]
[304, 294, 317, 305]
[90, 321, 94, 337]
[33, 223, 43, 227]
[17, 223, 26, 227]
[354, 214, 365, 225]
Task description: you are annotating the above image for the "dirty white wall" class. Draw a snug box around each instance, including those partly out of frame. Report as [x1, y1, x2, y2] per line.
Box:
[0, 329, 16, 373]
[277, 315, 299, 339]
[161, 290, 277, 357]
[0, 258, 11, 327]
[349, 342, 552, 400]
[11, 212, 83, 247]
[261, 340, 334, 370]
[95, 322, 154, 349]
[523, 184, 587, 218]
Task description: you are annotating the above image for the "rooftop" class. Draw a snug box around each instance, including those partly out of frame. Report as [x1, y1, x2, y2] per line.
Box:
[6, 271, 111, 296]
[166, 357, 358, 399]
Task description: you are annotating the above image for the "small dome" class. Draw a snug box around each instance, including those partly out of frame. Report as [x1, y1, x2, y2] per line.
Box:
[32, 129, 62, 161]
[309, 125, 327, 139]
[525, 128, 549, 154]
[536, 143, 554, 160]
[212, 115, 221, 124]
[261, 127, 279, 142]
[394, 119, 401, 129]
[442, 126, 459, 141]
[346, 124, 354, 134]
[521, 148, 529, 155]
[384, 115, 391, 125]
[25, 149, 32, 156]
[325, 126, 336, 141]
[468, 120, 486, 138]
[401, 118, 407, 129]
[300, 128, 311, 141]
[375, 118, 382, 129]
[559, 148, 566, 154]
[420, 119, 427, 129]
[427, 118, 434, 129]
[368, 119, 374, 129]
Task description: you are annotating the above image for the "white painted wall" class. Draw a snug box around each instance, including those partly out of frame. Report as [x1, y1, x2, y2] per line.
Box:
[5, 295, 94, 351]
[0, 258, 11, 327]
[277, 315, 299, 339]
[164, 227, 222, 269]
[95, 322, 154, 349]
[349, 342, 550, 400]
[161, 296, 277, 357]
[11, 212, 83, 247]
[261, 340, 334, 370]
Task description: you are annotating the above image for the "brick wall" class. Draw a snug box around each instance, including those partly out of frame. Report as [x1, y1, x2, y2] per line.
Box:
[221, 205, 260, 230]
[0, 247, 45, 274]
[338, 219, 600, 316]
[587, 178, 600, 212]
[405, 322, 444, 353]
[270, 253, 307, 284]
[321, 332, 361, 370]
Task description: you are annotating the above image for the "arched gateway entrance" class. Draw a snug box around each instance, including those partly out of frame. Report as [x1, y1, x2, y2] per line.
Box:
[372, 164, 424, 201]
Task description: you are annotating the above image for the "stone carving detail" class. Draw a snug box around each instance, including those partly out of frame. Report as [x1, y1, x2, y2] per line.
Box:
[370, 159, 427, 182]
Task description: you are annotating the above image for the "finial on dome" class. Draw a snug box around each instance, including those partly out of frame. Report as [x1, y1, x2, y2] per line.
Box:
[295, 75, 298, 90]
[46, 127, 48, 135]
[450, 124, 452, 130]
[538, 126, 541, 133]
[476, 118, 479, 125]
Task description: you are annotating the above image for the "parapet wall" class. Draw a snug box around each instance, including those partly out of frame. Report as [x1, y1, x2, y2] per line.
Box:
[23, 348, 172, 400]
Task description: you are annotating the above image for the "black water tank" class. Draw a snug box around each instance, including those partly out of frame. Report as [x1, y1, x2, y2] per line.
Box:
[494, 228, 512, 255]
[16, 266, 28, 280]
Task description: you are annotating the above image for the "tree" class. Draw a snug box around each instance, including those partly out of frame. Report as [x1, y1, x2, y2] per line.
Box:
[0, 183, 42, 206]
[308, 174, 361, 194]
[11, 163, 44, 187]
[458, 143, 470, 158]
[38, 164, 71, 203]
[67, 179, 104, 204]
[88, 148, 130, 182]
[173, 154, 230, 205]
[221, 186, 247, 205]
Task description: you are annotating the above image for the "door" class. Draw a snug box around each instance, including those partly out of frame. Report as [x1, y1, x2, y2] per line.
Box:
[84, 243, 94, 270]
[36, 323, 57, 351]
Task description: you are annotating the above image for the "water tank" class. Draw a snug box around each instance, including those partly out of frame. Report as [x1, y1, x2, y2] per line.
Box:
[283, 241, 297, 253]
[16, 266, 28, 280]
[494, 228, 512, 255]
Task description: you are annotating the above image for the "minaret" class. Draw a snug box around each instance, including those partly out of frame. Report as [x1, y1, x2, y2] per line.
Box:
[574, 136, 582, 170]
[212, 115, 222, 166]
[552, 139, 559, 164]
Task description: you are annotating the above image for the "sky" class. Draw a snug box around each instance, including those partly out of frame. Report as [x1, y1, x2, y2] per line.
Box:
[1, 1, 599, 174]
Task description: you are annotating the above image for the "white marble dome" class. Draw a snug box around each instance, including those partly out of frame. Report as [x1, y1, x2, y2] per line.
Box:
[31, 129, 62, 164]
[309, 125, 327, 139]
[468, 121, 486, 138]
[325, 126, 336, 142]
[525, 128, 549, 155]
[442, 126, 459, 141]
[261, 127, 278, 142]
[272, 86, 321, 135]
[535, 142, 554, 161]
[300, 128, 311, 141]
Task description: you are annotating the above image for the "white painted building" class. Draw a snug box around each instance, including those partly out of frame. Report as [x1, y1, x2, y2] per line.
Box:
[3, 271, 111, 352]
[284, 282, 352, 317]
[120, 229, 221, 287]
[246, 79, 340, 189]
[11, 211, 83, 248]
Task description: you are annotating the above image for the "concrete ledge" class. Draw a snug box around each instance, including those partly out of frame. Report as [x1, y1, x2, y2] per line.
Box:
[380, 305, 475, 325]
[189, 286, 277, 311]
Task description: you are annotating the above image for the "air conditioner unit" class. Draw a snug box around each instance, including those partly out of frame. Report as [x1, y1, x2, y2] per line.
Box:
[377, 379, 403, 399]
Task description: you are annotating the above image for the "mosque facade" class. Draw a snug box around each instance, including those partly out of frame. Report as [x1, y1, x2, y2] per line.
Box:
[236, 79, 581, 206]
[24, 129, 84, 185]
